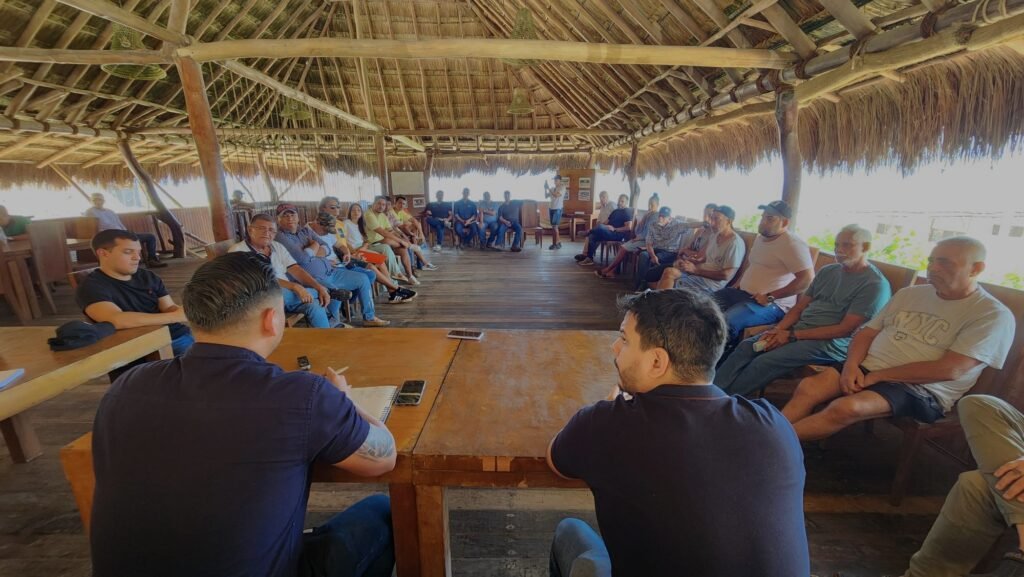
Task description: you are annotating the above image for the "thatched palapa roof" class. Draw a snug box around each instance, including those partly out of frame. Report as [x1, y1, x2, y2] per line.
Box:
[0, 0, 1022, 188]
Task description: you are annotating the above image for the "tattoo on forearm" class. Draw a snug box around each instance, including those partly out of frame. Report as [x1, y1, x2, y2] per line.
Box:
[356, 426, 395, 461]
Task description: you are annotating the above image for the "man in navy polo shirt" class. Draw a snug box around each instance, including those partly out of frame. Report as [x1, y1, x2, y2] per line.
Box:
[424, 190, 453, 251]
[76, 229, 193, 356]
[90, 252, 398, 577]
[547, 288, 809, 577]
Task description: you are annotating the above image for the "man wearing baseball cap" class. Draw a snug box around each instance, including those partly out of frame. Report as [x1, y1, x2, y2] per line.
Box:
[653, 205, 746, 296]
[713, 200, 814, 360]
[274, 203, 390, 327]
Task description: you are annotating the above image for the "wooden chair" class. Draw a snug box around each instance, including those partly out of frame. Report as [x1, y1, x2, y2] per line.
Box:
[67, 267, 96, 291]
[0, 247, 32, 325]
[533, 201, 571, 246]
[27, 221, 74, 315]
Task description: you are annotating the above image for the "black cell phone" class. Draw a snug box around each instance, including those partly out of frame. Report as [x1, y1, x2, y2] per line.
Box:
[395, 380, 426, 406]
[297, 356, 311, 371]
[447, 329, 484, 340]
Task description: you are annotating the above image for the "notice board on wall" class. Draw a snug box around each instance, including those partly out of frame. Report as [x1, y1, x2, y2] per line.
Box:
[391, 171, 425, 197]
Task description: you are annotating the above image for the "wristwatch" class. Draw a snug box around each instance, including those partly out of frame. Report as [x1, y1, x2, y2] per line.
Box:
[765, 294, 775, 304]
[787, 332, 798, 343]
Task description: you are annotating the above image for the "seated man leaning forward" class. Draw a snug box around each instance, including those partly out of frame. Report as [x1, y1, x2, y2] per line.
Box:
[274, 203, 390, 328]
[782, 236, 1015, 441]
[713, 200, 814, 357]
[89, 252, 397, 577]
[596, 206, 688, 280]
[547, 289, 809, 577]
[577, 194, 634, 267]
[717, 225, 891, 397]
[902, 395, 1024, 577]
[76, 229, 193, 356]
[228, 213, 338, 328]
[652, 205, 745, 295]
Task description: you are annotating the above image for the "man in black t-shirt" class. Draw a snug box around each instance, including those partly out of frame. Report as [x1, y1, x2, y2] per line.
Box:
[547, 289, 809, 577]
[424, 190, 453, 252]
[76, 229, 193, 356]
[495, 190, 523, 251]
[577, 194, 634, 266]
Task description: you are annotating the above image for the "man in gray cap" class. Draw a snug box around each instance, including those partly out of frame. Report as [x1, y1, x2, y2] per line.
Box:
[654, 205, 746, 297]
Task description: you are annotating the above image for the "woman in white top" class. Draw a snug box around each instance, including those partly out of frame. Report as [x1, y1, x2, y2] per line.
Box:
[346, 203, 407, 282]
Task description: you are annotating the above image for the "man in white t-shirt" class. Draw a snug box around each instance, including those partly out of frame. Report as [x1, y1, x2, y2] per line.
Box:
[713, 200, 814, 358]
[782, 236, 1015, 441]
[227, 214, 339, 328]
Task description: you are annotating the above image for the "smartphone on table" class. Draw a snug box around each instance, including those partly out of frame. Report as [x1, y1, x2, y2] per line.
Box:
[395, 380, 426, 406]
[447, 329, 484, 341]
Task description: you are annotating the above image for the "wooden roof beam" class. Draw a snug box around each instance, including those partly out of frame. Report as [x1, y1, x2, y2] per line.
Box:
[760, 4, 818, 59]
[408, 2, 435, 131]
[817, 0, 880, 39]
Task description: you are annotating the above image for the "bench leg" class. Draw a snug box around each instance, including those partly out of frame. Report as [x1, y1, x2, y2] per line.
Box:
[0, 414, 43, 463]
[891, 427, 925, 506]
[416, 484, 450, 577]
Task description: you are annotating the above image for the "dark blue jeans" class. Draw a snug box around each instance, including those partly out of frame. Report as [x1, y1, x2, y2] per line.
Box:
[496, 222, 523, 248]
[455, 222, 482, 245]
[170, 332, 194, 357]
[299, 495, 394, 577]
[713, 287, 786, 361]
[586, 228, 626, 259]
[425, 217, 446, 246]
[136, 232, 159, 261]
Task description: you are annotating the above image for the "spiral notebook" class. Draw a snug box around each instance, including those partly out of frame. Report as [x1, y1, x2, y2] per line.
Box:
[347, 386, 399, 423]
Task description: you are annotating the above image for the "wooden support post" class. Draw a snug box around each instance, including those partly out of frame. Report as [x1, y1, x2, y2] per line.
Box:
[256, 151, 279, 203]
[775, 86, 801, 227]
[50, 165, 92, 202]
[174, 55, 233, 242]
[626, 141, 640, 209]
[374, 134, 390, 196]
[118, 140, 186, 259]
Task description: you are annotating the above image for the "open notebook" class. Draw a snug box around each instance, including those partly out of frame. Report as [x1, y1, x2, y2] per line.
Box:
[0, 369, 25, 391]
[347, 386, 399, 423]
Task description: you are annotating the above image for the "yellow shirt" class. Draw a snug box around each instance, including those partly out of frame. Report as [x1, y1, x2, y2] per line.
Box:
[362, 209, 392, 244]
[331, 221, 349, 248]
[393, 209, 413, 224]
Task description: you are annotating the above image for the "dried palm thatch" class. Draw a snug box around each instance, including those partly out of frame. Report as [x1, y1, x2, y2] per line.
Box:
[595, 47, 1024, 180]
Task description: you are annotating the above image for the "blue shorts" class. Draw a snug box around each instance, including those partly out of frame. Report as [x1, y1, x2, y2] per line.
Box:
[549, 209, 563, 226]
[830, 363, 945, 423]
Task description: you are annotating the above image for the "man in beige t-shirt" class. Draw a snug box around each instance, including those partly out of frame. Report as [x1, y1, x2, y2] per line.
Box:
[712, 200, 814, 360]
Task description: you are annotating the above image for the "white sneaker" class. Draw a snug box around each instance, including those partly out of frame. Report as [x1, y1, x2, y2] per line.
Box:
[410, 275, 421, 286]
[423, 263, 439, 271]
[432, 245, 442, 252]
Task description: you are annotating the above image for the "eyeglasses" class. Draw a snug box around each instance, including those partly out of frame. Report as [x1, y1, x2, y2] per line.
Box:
[250, 225, 277, 233]
[325, 205, 340, 210]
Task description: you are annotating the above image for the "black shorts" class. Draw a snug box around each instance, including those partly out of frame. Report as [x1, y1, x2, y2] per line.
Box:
[828, 362, 945, 423]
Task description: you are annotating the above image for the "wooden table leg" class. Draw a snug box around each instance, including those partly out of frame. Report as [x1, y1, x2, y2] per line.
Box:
[569, 215, 577, 242]
[416, 484, 450, 577]
[0, 260, 31, 325]
[12, 258, 41, 319]
[0, 414, 43, 463]
[390, 483, 421, 577]
[145, 344, 174, 361]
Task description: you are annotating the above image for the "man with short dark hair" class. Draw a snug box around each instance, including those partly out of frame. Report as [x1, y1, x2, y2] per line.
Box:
[577, 194, 633, 267]
[495, 190, 523, 252]
[85, 193, 166, 268]
[547, 289, 809, 577]
[392, 196, 424, 245]
[453, 188, 483, 248]
[651, 205, 744, 293]
[274, 203, 391, 327]
[90, 252, 397, 577]
[479, 191, 501, 250]
[424, 190, 452, 252]
[76, 229, 193, 356]
[228, 213, 340, 328]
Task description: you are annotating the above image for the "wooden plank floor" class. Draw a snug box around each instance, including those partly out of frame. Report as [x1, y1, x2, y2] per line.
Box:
[0, 241, 984, 576]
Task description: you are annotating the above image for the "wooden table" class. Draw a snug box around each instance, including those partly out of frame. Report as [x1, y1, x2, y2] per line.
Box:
[1, 238, 92, 322]
[412, 330, 618, 577]
[0, 325, 171, 463]
[60, 328, 462, 577]
[565, 212, 592, 242]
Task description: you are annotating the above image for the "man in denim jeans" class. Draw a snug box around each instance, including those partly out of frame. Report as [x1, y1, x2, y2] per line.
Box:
[782, 236, 1014, 442]
[547, 289, 809, 577]
[713, 200, 814, 360]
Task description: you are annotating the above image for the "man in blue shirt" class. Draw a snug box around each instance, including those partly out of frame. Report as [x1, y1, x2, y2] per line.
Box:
[453, 187, 483, 249]
[495, 190, 523, 252]
[547, 288, 809, 577]
[424, 190, 452, 252]
[90, 252, 398, 577]
[274, 203, 390, 327]
[479, 191, 500, 249]
[717, 224, 891, 397]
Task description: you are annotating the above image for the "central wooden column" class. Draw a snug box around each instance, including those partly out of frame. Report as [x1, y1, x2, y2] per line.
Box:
[775, 86, 802, 227]
[174, 55, 233, 241]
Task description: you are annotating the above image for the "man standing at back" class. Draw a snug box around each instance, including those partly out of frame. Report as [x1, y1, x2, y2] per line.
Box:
[547, 289, 809, 577]
[90, 252, 397, 577]
[85, 192, 167, 268]
[714, 200, 814, 358]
